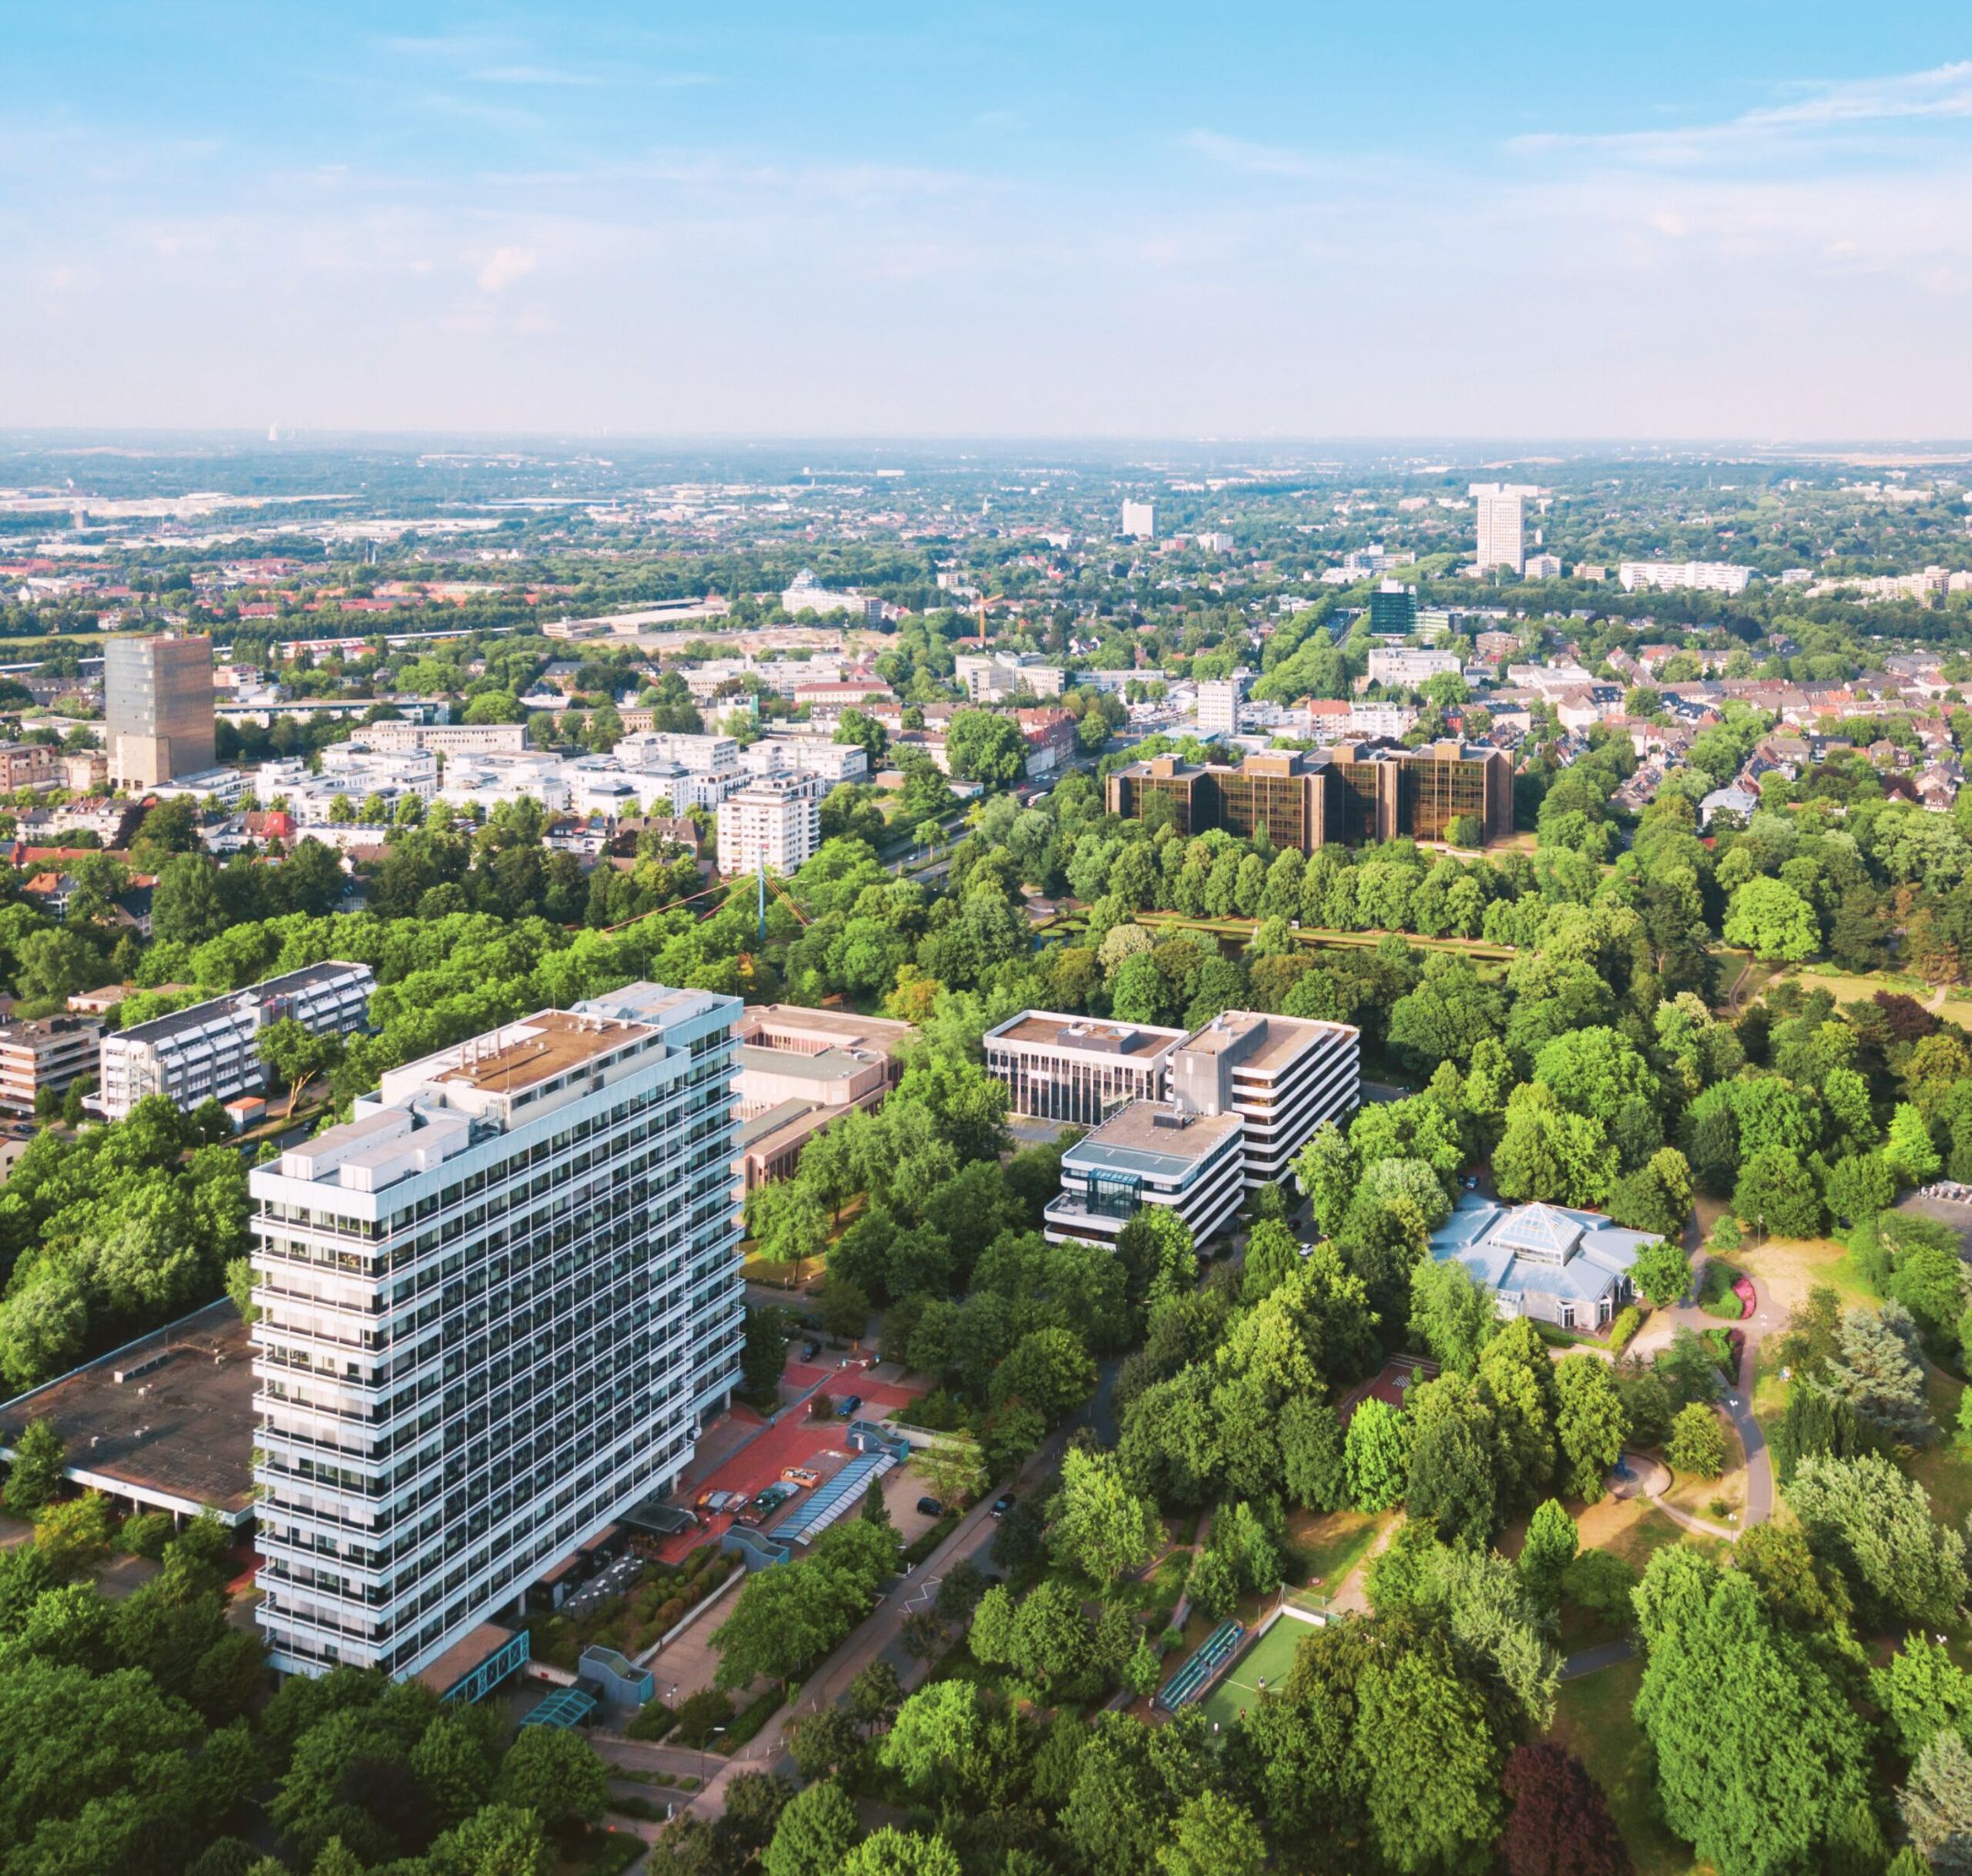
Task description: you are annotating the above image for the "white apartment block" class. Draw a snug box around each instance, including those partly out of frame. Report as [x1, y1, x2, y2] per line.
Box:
[435, 755, 572, 817]
[1523, 553, 1564, 579]
[97, 962, 374, 1121]
[357, 722, 530, 756]
[1618, 561, 1756, 596]
[258, 750, 440, 826]
[248, 983, 743, 1679]
[1121, 500, 1156, 540]
[716, 772, 823, 877]
[1470, 484, 1528, 574]
[741, 736, 869, 784]
[1346, 702, 1420, 739]
[953, 654, 1068, 702]
[782, 570, 882, 622]
[1196, 674, 1246, 739]
[1045, 1101, 1247, 1248]
[1196, 531, 1236, 554]
[1367, 647, 1464, 688]
[616, 732, 741, 776]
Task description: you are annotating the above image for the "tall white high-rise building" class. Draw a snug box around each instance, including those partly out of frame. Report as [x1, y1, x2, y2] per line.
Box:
[716, 772, 823, 877]
[249, 983, 743, 1680]
[1121, 500, 1155, 540]
[1470, 484, 1526, 575]
[1196, 672, 1246, 738]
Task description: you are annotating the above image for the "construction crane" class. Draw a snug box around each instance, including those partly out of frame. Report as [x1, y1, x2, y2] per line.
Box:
[756, 859, 810, 943]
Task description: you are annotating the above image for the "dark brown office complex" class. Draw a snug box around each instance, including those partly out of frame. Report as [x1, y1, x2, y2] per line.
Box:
[1105, 742, 1514, 851]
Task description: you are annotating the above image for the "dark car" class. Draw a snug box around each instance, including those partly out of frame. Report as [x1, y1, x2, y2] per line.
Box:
[800, 1339, 821, 1361]
[838, 1394, 863, 1419]
[991, 1494, 1016, 1519]
[915, 1496, 944, 1518]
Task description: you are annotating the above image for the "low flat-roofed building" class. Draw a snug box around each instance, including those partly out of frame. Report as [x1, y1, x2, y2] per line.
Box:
[0, 1012, 102, 1111]
[0, 1298, 257, 1526]
[984, 1010, 1188, 1127]
[1045, 1099, 1246, 1247]
[730, 1005, 914, 1191]
[1429, 1197, 1655, 1332]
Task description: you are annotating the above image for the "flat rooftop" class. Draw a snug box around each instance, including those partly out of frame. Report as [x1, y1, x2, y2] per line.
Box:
[988, 1010, 1187, 1056]
[737, 1042, 877, 1083]
[741, 1003, 914, 1047]
[0, 1298, 256, 1523]
[116, 960, 369, 1047]
[430, 1010, 653, 1094]
[1181, 1010, 1356, 1076]
[1064, 1098, 1243, 1180]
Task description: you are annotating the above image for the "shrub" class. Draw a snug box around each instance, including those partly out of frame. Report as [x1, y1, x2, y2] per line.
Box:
[1560, 1549, 1639, 1626]
[119, 1511, 176, 1559]
[626, 1700, 676, 1743]
[1607, 1307, 1642, 1353]
[672, 1688, 736, 1748]
[656, 1597, 688, 1631]
[721, 1686, 786, 1752]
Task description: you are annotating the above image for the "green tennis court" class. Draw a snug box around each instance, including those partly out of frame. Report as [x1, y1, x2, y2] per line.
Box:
[1200, 1615, 1311, 1731]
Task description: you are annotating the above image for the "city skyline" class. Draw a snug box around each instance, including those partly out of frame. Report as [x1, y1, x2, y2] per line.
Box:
[6, 5, 1972, 437]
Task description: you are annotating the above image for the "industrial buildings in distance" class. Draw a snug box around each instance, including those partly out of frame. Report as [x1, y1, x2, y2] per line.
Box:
[1105, 741, 1515, 849]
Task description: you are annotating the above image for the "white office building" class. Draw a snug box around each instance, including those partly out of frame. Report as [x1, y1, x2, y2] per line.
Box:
[781, 570, 882, 622]
[953, 654, 1068, 702]
[1471, 484, 1528, 575]
[1196, 673, 1246, 739]
[741, 737, 869, 785]
[616, 732, 742, 776]
[248, 983, 743, 1680]
[716, 772, 823, 877]
[1122, 500, 1156, 540]
[97, 962, 374, 1121]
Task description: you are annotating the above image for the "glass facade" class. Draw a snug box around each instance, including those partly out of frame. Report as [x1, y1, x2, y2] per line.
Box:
[1401, 756, 1491, 842]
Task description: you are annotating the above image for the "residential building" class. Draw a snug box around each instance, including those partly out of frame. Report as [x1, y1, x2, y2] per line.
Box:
[1121, 500, 1155, 540]
[1015, 707, 1078, 775]
[96, 961, 374, 1121]
[716, 772, 823, 877]
[1196, 672, 1246, 739]
[1196, 531, 1236, 554]
[0, 742, 60, 791]
[740, 736, 868, 785]
[953, 653, 1067, 701]
[1470, 484, 1528, 575]
[1429, 1198, 1655, 1331]
[0, 1014, 102, 1112]
[1618, 561, 1756, 595]
[357, 722, 530, 756]
[1366, 647, 1462, 688]
[984, 1012, 1189, 1127]
[63, 751, 109, 792]
[1523, 552, 1563, 579]
[249, 983, 743, 1679]
[616, 732, 740, 776]
[105, 633, 216, 788]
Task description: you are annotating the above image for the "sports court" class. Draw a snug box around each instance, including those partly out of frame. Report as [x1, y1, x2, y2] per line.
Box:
[1200, 1614, 1312, 1731]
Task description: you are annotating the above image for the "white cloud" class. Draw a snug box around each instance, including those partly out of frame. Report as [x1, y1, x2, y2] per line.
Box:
[1182, 129, 1324, 178]
[476, 246, 537, 293]
[1511, 60, 1972, 164]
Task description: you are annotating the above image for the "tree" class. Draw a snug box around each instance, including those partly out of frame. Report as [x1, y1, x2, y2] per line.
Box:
[764, 1780, 860, 1876]
[1158, 1790, 1267, 1876]
[1354, 1640, 1507, 1874]
[1608, 1150, 1693, 1241]
[1903, 1730, 1972, 1876]
[1723, 876, 1819, 962]
[1633, 1550, 1870, 1876]
[4, 1419, 65, 1514]
[1823, 1302, 1933, 1445]
[1666, 1403, 1728, 1479]
[1344, 1399, 1410, 1512]
[1628, 1238, 1692, 1309]
[1279, 1396, 1347, 1512]
[1733, 1147, 1823, 1240]
[1500, 1744, 1634, 1876]
[1050, 1446, 1162, 1586]
[991, 1327, 1095, 1425]
[1873, 1633, 1972, 1760]
[746, 1180, 830, 1287]
[495, 1727, 608, 1831]
[1554, 1355, 1629, 1502]
[1405, 1372, 1501, 1546]
[1241, 1218, 1302, 1303]
[1788, 1452, 1968, 1627]
[1407, 1258, 1497, 1375]
[945, 711, 1028, 789]
[1520, 1499, 1579, 1608]
[1887, 1103, 1943, 1187]
[255, 1016, 344, 1118]
[834, 709, 889, 766]
[741, 1305, 789, 1399]
[838, 1827, 963, 1876]
[909, 1435, 988, 1511]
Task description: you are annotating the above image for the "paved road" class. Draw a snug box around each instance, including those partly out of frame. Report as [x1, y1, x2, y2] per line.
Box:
[1560, 1640, 1637, 1681]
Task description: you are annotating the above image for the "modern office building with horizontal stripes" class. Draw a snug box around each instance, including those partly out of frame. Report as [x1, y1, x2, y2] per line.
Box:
[246, 981, 742, 1680]
[1025, 1008, 1360, 1246]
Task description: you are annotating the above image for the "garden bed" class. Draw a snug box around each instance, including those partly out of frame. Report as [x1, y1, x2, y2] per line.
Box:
[525, 1544, 738, 1670]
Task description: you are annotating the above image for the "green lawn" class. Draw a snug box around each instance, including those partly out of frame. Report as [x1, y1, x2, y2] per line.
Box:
[1284, 1507, 1389, 1596]
[1548, 1657, 1698, 1876]
[1909, 1366, 1972, 1531]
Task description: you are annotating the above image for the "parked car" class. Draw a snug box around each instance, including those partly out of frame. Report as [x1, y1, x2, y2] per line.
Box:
[800, 1339, 821, 1361]
[837, 1394, 863, 1419]
[916, 1496, 944, 1518]
[780, 1466, 821, 1489]
[991, 1494, 1016, 1519]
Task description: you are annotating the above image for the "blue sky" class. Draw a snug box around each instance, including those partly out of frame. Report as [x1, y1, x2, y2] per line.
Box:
[5, 4, 1972, 437]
